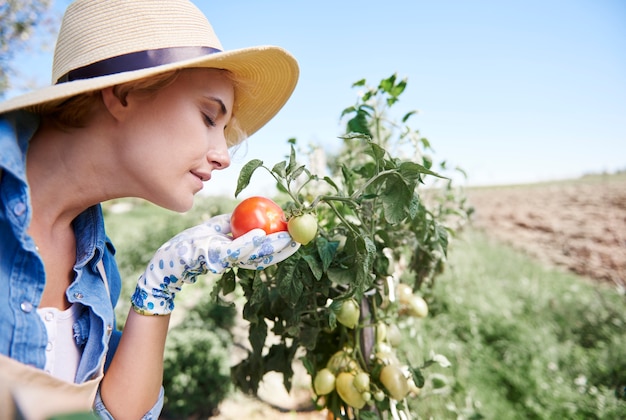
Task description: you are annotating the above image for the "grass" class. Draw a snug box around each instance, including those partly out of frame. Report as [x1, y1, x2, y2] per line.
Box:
[102, 196, 625, 419]
[401, 229, 625, 419]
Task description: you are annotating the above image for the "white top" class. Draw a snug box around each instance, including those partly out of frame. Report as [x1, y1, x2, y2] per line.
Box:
[36, 303, 82, 383]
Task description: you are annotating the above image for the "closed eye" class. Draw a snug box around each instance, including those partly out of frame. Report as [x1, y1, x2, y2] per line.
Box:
[203, 113, 216, 127]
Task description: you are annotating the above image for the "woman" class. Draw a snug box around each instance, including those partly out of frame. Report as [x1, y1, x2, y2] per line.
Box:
[0, 0, 300, 418]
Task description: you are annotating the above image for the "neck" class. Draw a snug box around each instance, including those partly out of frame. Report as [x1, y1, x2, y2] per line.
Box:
[26, 119, 115, 231]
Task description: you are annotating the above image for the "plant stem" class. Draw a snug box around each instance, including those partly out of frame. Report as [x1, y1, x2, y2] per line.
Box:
[265, 165, 303, 207]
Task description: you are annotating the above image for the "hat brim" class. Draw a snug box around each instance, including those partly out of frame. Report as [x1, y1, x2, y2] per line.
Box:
[0, 45, 299, 139]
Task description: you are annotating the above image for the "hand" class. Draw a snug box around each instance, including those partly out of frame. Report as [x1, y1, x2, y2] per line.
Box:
[130, 213, 299, 315]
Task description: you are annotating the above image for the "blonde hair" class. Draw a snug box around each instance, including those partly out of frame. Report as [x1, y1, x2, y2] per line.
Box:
[41, 68, 248, 146]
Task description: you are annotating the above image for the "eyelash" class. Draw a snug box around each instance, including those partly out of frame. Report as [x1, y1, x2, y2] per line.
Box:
[203, 113, 216, 127]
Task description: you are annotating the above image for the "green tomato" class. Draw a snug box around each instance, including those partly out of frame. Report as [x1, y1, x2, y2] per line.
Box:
[406, 295, 429, 318]
[376, 322, 387, 344]
[336, 372, 366, 409]
[361, 391, 372, 402]
[326, 349, 358, 374]
[396, 283, 413, 304]
[380, 364, 410, 401]
[353, 371, 370, 393]
[313, 368, 336, 395]
[287, 213, 318, 245]
[335, 299, 359, 329]
[373, 390, 385, 402]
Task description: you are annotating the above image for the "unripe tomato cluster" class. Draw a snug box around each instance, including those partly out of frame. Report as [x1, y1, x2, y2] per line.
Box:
[313, 349, 370, 409]
[313, 293, 426, 414]
[313, 344, 422, 412]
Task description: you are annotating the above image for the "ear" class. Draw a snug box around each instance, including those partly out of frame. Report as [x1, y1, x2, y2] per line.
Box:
[101, 87, 128, 121]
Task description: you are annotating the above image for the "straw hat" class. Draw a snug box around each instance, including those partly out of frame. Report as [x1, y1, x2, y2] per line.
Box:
[0, 0, 299, 138]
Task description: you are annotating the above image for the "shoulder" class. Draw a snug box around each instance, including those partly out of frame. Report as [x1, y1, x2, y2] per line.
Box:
[0, 111, 40, 176]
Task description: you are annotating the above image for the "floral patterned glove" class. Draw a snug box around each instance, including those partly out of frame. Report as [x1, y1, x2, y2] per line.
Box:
[131, 213, 299, 315]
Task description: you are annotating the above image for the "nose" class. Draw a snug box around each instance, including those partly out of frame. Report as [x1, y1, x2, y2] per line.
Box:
[207, 138, 231, 170]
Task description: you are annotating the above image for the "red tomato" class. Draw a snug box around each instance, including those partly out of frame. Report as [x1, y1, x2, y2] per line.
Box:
[230, 196, 288, 239]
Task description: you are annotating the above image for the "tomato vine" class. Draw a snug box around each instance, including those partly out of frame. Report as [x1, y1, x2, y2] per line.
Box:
[213, 74, 472, 419]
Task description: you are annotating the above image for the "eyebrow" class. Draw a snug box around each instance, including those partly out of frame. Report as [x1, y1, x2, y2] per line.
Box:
[206, 96, 228, 116]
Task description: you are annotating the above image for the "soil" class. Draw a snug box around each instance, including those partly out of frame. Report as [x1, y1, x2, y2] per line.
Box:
[465, 173, 626, 288]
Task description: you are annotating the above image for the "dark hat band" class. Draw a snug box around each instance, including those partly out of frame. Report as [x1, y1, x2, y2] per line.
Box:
[55, 46, 222, 84]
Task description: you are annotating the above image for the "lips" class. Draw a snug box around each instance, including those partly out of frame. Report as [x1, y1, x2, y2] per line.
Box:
[191, 170, 211, 182]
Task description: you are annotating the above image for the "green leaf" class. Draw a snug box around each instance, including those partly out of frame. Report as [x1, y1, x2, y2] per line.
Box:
[242, 273, 267, 323]
[322, 176, 340, 192]
[402, 110, 417, 123]
[316, 236, 338, 272]
[410, 366, 426, 388]
[301, 356, 315, 377]
[290, 164, 306, 180]
[299, 325, 320, 351]
[378, 73, 397, 93]
[339, 132, 370, 141]
[249, 273, 268, 307]
[355, 161, 377, 179]
[346, 106, 373, 137]
[276, 257, 303, 305]
[398, 161, 447, 181]
[386, 96, 399, 107]
[381, 176, 412, 224]
[436, 223, 449, 254]
[302, 253, 323, 281]
[366, 140, 386, 161]
[340, 105, 357, 119]
[408, 193, 421, 219]
[220, 269, 236, 295]
[235, 159, 263, 197]
[352, 78, 367, 87]
[354, 235, 376, 294]
[390, 78, 407, 97]
[272, 160, 287, 178]
[231, 358, 263, 394]
[287, 144, 298, 175]
[327, 311, 337, 330]
[360, 412, 380, 420]
[249, 320, 267, 355]
[264, 344, 295, 392]
[327, 266, 355, 286]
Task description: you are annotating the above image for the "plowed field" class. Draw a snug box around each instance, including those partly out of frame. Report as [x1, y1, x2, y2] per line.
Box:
[466, 173, 626, 288]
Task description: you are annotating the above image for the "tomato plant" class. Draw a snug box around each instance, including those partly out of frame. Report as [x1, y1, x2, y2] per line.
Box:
[214, 74, 472, 419]
[230, 196, 287, 238]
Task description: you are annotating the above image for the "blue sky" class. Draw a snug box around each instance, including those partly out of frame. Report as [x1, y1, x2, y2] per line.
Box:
[6, 0, 626, 197]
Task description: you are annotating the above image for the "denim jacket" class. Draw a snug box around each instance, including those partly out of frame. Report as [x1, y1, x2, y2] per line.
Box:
[0, 111, 163, 419]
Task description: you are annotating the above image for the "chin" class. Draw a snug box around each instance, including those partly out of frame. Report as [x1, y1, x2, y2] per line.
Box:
[172, 199, 195, 213]
[155, 196, 195, 213]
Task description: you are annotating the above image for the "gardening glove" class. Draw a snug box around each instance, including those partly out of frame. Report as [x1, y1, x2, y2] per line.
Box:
[130, 213, 299, 315]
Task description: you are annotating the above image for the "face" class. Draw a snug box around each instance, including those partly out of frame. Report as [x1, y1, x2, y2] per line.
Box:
[113, 68, 234, 212]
